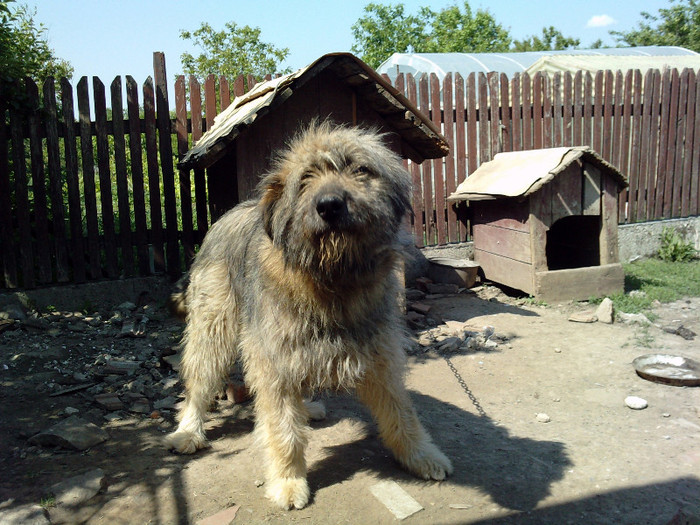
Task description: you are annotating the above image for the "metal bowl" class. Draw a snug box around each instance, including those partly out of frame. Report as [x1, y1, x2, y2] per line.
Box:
[632, 354, 700, 386]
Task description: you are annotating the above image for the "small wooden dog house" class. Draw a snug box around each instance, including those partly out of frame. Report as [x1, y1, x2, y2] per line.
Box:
[448, 147, 628, 302]
[179, 52, 448, 219]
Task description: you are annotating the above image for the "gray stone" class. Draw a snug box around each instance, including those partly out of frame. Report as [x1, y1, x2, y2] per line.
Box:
[29, 416, 109, 451]
[595, 298, 614, 324]
[568, 311, 598, 323]
[625, 396, 648, 410]
[0, 504, 49, 525]
[50, 468, 105, 507]
[618, 312, 652, 325]
[0, 303, 27, 321]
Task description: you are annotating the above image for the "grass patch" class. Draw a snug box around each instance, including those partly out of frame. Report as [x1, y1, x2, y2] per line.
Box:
[608, 258, 700, 314]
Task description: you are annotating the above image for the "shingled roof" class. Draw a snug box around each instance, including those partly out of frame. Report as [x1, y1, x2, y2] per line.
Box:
[179, 53, 449, 169]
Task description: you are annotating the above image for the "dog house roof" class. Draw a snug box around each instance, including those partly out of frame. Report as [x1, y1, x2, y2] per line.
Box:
[447, 146, 627, 202]
[179, 53, 449, 170]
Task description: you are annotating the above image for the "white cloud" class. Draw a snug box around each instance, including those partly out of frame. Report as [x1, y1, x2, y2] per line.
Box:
[586, 14, 616, 28]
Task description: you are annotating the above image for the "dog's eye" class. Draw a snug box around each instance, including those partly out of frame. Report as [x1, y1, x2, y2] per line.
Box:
[300, 172, 314, 184]
[353, 166, 373, 178]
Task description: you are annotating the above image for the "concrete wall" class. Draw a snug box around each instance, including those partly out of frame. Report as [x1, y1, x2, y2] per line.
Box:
[617, 217, 700, 262]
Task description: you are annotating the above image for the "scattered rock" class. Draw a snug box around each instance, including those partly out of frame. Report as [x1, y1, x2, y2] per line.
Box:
[49, 468, 105, 507]
[29, 416, 109, 451]
[0, 303, 27, 321]
[536, 413, 551, 423]
[595, 298, 614, 324]
[568, 311, 598, 323]
[94, 393, 124, 411]
[662, 325, 696, 340]
[198, 505, 240, 525]
[448, 503, 473, 510]
[618, 312, 652, 325]
[625, 396, 648, 410]
[0, 504, 49, 525]
[370, 480, 423, 520]
[408, 302, 431, 315]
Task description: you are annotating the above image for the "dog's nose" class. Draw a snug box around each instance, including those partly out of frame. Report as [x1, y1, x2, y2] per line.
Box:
[315, 193, 347, 223]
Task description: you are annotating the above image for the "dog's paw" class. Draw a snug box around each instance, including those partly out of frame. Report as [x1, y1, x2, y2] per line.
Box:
[303, 399, 326, 421]
[164, 430, 209, 454]
[401, 442, 453, 481]
[265, 477, 310, 510]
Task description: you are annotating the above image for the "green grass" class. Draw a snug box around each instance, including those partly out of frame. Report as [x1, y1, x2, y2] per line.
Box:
[607, 258, 700, 314]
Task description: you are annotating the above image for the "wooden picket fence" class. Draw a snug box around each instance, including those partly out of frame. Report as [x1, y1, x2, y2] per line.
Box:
[392, 68, 700, 247]
[1, 52, 699, 289]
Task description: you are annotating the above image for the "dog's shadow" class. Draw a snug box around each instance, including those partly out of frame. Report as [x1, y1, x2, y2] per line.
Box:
[307, 391, 571, 512]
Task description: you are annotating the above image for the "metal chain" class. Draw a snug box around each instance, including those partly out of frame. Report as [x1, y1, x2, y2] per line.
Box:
[443, 355, 487, 417]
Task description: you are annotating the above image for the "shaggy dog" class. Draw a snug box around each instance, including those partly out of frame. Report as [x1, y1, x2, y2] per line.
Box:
[165, 122, 452, 509]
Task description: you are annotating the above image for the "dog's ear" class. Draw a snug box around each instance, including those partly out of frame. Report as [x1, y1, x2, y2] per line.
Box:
[260, 172, 285, 239]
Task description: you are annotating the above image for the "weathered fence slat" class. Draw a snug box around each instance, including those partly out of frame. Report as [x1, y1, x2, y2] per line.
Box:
[637, 69, 654, 223]
[143, 76, 165, 273]
[628, 70, 643, 223]
[662, 69, 681, 219]
[189, 76, 209, 237]
[43, 78, 70, 282]
[419, 74, 434, 245]
[510, 73, 522, 153]
[521, 73, 533, 151]
[175, 75, 194, 265]
[455, 73, 467, 241]
[430, 73, 446, 245]
[405, 73, 424, 248]
[153, 52, 180, 276]
[691, 74, 700, 217]
[9, 92, 35, 288]
[478, 73, 489, 163]
[77, 77, 102, 279]
[680, 69, 696, 217]
[562, 72, 572, 148]
[60, 77, 86, 283]
[126, 76, 150, 275]
[93, 77, 119, 277]
[26, 79, 52, 283]
[0, 99, 18, 288]
[443, 73, 459, 243]
[533, 72, 544, 149]
[111, 76, 134, 277]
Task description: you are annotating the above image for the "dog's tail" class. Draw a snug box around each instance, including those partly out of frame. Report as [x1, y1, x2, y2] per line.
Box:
[167, 273, 189, 322]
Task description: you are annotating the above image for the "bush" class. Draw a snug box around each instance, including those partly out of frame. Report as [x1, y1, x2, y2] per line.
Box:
[658, 227, 697, 262]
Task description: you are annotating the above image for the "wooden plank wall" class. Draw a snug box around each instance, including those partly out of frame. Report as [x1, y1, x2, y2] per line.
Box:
[1, 54, 700, 289]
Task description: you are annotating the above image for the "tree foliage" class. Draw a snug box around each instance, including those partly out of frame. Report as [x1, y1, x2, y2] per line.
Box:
[512, 26, 580, 52]
[425, 2, 510, 53]
[0, 1, 73, 100]
[350, 3, 433, 69]
[610, 0, 700, 52]
[351, 1, 585, 69]
[179, 21, 291, 81]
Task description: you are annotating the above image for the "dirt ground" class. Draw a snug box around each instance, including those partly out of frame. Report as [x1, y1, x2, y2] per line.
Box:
[1, 280, 699, 524]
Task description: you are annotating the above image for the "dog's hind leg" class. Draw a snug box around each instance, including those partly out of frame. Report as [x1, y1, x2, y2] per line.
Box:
[356, 346, 453, 481]
[166, 282, 237, 454]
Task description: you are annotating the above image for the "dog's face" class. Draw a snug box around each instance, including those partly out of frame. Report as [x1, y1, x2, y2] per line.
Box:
[259, 123, 411, 280]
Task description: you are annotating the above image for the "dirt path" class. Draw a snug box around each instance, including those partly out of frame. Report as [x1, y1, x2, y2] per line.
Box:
[1, 284, 698, 524]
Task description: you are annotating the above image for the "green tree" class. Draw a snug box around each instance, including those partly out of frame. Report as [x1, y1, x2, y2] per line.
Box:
[179, 21, 291, 81]
[351, 2, 511, 68]
[610, 0, 700, 52]
[512, 26, 580, 52]
[350, 3, 433, 68]
[425, 2, 511, 53]
[0, 1, 73, 100]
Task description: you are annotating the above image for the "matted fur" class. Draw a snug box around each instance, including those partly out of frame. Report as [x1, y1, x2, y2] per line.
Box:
[165, 122, 452, 509]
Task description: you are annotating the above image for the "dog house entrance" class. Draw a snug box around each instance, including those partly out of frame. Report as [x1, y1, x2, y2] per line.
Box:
[546, 215, 601, 271]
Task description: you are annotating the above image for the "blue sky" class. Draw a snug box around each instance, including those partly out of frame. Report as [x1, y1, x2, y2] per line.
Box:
[28, 0, 673, 84]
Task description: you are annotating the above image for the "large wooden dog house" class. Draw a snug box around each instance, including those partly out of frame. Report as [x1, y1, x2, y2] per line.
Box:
[448, 147, 628, 302]
[179, 53, 448, 219]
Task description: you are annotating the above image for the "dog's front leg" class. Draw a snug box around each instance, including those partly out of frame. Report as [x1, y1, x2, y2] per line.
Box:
[356, 351, 453, 481]
[254, 388, 311, 510]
